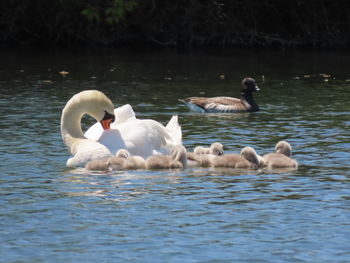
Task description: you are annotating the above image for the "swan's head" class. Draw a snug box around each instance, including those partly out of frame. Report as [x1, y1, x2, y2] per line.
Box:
[66, 90, 115, 130]
[210, 142, 224, 156]
[275, 141, 292, 157]
[240, 146, 259, 165]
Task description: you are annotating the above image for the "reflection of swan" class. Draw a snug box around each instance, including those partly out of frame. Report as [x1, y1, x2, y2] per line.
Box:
[61, 90, 115, 167]
[85, 104, 182, 158]
[61, 90, 182, 167]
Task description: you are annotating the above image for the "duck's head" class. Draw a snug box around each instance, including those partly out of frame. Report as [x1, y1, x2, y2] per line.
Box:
[241, 77, 259, 93]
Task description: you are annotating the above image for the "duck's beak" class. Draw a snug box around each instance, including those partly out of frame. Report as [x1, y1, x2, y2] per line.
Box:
[100, 111, 115, 130]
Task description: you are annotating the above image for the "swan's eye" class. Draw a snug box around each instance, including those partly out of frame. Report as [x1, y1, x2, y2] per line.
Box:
[102, 111, 115, 122]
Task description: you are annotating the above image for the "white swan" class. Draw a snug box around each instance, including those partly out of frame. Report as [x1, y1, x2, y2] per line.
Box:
[84, 104, 182, 158]
[61, 90, 183, 167]
[61, 90, 116, 167]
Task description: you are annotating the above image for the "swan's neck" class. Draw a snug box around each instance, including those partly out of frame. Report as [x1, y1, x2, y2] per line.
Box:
[61, 102, 87, 149]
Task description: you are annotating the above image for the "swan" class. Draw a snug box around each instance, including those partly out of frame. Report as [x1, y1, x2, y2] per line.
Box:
[84, 104, 182, 158]
[262, 141, 298, 169]
[84, 104, 135, 140]
[61, 90, 182, 167]
[61, 90, 115, 167]
[179, 77, 260, 113]
[146, 145, 187, 169]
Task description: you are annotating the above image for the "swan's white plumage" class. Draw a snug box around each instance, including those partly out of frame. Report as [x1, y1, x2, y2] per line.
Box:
[165, 115, 182, 146]
[67, 139, 112, 167]
[61, 91, 182, 167]
[84, 104, 182, 159]
[61, 90, 115, 167]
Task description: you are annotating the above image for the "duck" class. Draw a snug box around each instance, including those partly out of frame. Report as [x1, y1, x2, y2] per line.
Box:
[210, 147, 264, 169]
[61, 90, 182, 167]
[179, 77, 260, 113]
[262, 141, 298, 169]
[84, 103, 182, 159]
[146, 145, 187, 169]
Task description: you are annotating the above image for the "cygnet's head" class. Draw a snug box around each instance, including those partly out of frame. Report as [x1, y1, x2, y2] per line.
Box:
[275, 141, 292, 157]
[114, 104, 136, 124]
[116, 149, 130, 159]
[171, 145, 188, 167]
[240, 146, 260, 165]
[210, 142, 224, 156]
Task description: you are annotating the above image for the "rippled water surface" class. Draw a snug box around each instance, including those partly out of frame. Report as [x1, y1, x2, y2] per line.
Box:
[1, 48, 350, 262]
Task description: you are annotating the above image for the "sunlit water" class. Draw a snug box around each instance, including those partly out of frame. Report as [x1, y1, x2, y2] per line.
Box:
[1, 48, 349, 262]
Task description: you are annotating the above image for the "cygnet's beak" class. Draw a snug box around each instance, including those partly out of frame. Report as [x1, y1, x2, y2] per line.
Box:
[218, 150, 224, 156]
[100, 111, 115, 130]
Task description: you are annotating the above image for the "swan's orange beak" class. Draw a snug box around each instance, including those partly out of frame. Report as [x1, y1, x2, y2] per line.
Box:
[100, 111, 115, 130]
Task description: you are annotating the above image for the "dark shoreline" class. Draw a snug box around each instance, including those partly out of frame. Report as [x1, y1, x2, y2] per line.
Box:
[1, 0, 350, 50]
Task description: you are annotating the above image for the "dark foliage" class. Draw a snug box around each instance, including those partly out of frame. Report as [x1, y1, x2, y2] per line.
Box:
[1, 0, 350, 48]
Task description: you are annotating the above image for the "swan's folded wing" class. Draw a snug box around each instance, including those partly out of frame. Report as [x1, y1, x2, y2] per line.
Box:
[165, 115, 182, 145]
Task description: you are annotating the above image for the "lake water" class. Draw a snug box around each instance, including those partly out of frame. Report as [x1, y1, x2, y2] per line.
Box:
[1, 47, 349, 262]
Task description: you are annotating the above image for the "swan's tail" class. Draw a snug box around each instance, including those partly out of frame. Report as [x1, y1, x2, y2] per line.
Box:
[165, 115, 182, 145]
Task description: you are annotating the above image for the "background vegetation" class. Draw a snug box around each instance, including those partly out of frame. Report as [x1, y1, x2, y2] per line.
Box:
[1, 0, 350, 48]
